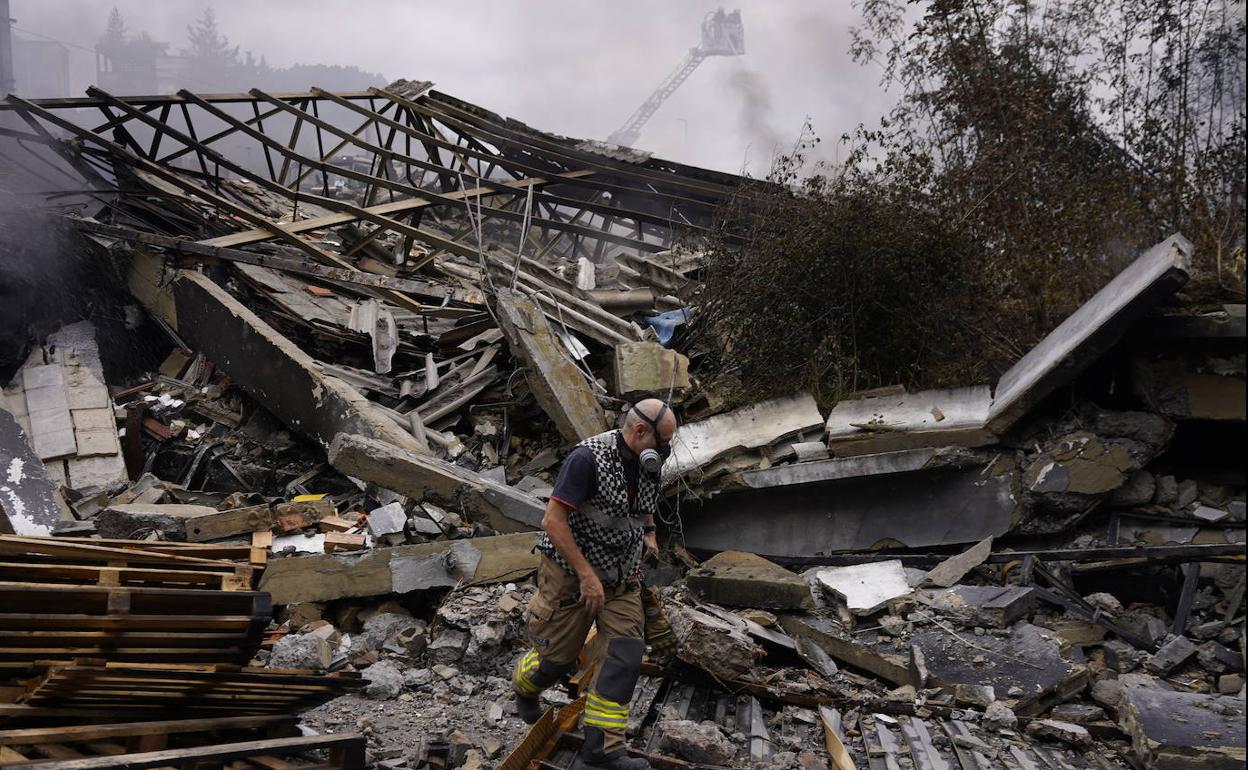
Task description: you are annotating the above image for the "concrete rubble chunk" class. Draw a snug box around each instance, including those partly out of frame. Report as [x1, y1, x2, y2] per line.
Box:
[657, 720, 736, 766]
[917, 585, 1036, 627]
[367, 501, 407, 536]
[612, 341, 690, 398]
[982, 700, 1017, 731]
[1119, 687, 1246, 769]
[667, 604, 759, 682]
[815, 560, 911, 616]
[268, 633, 327, 670]
[1144, 635, 1198, 675]
[685, 551, 811, 610]
[492, 288, 607, 443]
[391, 541, 482, 592]
[362, 660, 404, 699]
[921, 536, 993, 588]
[1024, 719, 1092, 748]
[96, 502, 218, 541]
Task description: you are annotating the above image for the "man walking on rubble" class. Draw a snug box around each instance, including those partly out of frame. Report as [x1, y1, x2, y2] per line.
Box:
[512, 399, 678, 770]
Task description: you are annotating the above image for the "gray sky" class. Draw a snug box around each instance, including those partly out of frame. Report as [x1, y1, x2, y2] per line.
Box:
[8, 1, 895, 175]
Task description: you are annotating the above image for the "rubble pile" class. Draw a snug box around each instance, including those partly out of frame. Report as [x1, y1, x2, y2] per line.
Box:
[0, 82, 1243, 770]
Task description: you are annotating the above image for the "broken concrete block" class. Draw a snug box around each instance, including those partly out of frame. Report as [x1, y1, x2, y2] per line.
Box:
[1154, 475, 1179, 506]
[1177, 478, 1199, 508]
[95, 502, 218, 540]
[1104, 640, 1144, 673]
[950, 683, 995, 708]
[685, 551, 811, 610]
[1109, 469, 1156, 508]
[367, 501, 407, 536]
[272, 499, 334, 534]
[1218, 674, 1244, 694]
[918, 585, 1036, 627]
[1197, 641, 1244, 674]
[269, 633, 327, 670]
[657, 720, 735, 766]
[921, 537, 993, 588]
[982, 700, 1017, 731]
[815, 560, 911, 616]
[1024, 719, 1092, 748]
[362, 660, 404, 699]
[1091, 678, 1124, 710]
[1119, 687, 1246, 769]
[667, 604, 759, 682]
[428, 628, 469, 663]
[1144, 635, 1198, 675]
[612, 341, 690, 398]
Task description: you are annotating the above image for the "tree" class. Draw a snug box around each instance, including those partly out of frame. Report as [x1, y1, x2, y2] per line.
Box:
[102, 7, 127, 47]
[186, 7, 238, 66]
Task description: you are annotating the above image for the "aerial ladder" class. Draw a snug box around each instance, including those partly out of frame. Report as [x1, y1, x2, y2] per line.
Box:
[606, 8, 745, 148]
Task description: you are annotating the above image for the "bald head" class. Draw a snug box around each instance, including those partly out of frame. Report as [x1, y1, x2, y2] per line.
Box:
[622, 398, 678, 456]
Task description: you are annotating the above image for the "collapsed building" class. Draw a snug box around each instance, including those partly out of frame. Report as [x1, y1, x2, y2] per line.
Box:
[0, 81, 1243, 770]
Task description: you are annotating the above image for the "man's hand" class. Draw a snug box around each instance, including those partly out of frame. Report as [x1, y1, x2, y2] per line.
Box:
[578, 569, 605, 616]
[643, 531, 659, 562]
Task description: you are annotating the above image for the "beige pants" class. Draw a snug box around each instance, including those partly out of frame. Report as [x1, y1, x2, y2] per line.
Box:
[514, 555, 643, 754]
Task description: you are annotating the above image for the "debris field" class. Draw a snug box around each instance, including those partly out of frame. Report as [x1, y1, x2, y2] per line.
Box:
[0, 81, 1244, 770]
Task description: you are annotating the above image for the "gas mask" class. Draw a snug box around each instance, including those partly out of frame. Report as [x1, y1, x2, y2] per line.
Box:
[639, 445, 671, 475]
[631, 403, 672, 476]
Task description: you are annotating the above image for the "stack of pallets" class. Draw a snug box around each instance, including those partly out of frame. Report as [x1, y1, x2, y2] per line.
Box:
[0, 535, 364, 770]
[0, 715, 365, 770]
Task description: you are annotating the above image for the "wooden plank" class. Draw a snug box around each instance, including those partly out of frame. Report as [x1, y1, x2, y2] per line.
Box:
[0, 734, 366, 770]
[0, 562, 249, 591]
[819, 706, 856, 770]
[0, 537, 241, 569]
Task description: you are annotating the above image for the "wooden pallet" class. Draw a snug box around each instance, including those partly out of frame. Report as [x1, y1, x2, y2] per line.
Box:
[19, 663, 362, 715]
[0, 537, 257, 589]
[34, 538, 255, 564]
[0, 584, 269, 671]
[0, 715, 364, 770]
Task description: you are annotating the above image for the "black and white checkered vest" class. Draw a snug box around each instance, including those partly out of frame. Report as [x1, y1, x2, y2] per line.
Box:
[538, 430, 661, 586]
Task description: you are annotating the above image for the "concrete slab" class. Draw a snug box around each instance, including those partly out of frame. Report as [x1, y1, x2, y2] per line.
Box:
[988, 235, 1192, 434]
[825, 385, 995, 455]
[493, 288, 607, 443]
[680, 457, 1021, 558]
[663, 393, 824, 484]
[329, 433, 544, 533]
[0, 408, 63, 535]
[921, 537, 993, 588]
[96, 502, 219, 540]
[903, 623, 1073, 707]
[815, 561, 911, 616]
[685, 551, 811, 610]
[1119, 687, 1245, 769]
[258, 532, 539, 604]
